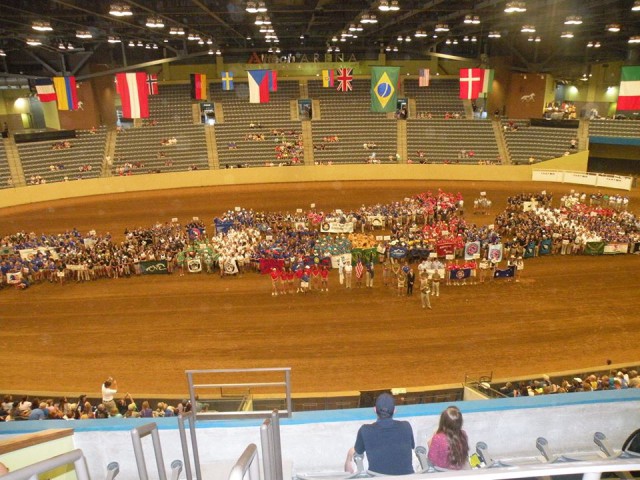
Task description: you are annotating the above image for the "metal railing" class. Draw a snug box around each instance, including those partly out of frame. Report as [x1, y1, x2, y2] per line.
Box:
[2, 449, 90, 480]
[131, 422, 183, 480]
[228, 444, 261, 480]
[178, 411, 202, 480]
[261, 410, 284, 480]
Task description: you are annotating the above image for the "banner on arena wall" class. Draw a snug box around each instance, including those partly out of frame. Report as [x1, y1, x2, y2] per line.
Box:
[389, 245, 408, 259]
[330, 253, 352, 269]
[494, 265, 516, 278]
[603, 243, 629, 254]
[464, 241, 481, 260]
[351, 247, 377, 264]
[320, 221, 354, 233]
[214, 221, 234, 234]
[524, 241, 537, 259]
[6, 271, 22, 284]
[436, 240, 456, 257]
[449, 268, 471, 280]
[187, 258, 202, 273]
[584, 241, 605, 256]
[488, 244, 503, 263]
[539, 238, 552, 256]
[140, 260, 168, 275]
[259, 258, 285, 274]
[367, 215, 385, 228]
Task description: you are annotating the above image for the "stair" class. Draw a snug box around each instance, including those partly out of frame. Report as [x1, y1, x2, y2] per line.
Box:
[492, 120, 511, 165]
[396, 120, 407, 163]
[578, 119, 590, 150]
[102, 129, 117, 177]
[3, 137, 25, 187]
[301, 120, 314, 165]
[204, 125, 219, 169]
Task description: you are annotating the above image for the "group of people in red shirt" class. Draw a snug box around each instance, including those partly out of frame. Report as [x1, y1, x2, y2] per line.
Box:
[269, 264, 330, 296]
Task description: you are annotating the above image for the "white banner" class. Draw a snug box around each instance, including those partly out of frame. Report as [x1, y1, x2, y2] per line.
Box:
[367, 215, 385, 228]
[532, 170, 632, 191]
[596, 174, 633, 191]
[18, 247, 59, 260]
[330, 253, 352, 269]
[6, 271, 22, 284]
[603, 243, 629, 254]
[320, 222, 354, 233]
[187, 258, 202, 273]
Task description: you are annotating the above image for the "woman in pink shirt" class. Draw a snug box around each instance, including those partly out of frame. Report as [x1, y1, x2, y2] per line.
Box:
[427, 406, 469, 470]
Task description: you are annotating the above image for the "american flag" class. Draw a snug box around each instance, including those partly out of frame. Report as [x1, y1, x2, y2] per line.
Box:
[146, 74, 159, 95]
[355, 261, 364, 278]
[419, 69, 430, 87]
[336, 68, 353, 92]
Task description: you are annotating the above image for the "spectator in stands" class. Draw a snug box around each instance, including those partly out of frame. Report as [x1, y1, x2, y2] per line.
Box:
[140, 400, 153, 418]
[344, 392, 415, 475]
[427, 406, 469, 470]
[101, 377, 118, 415]
[569, 138, 577, 150]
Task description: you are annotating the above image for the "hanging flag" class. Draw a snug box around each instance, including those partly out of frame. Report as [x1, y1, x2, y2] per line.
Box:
[190, 73, 208, 100]
[481, 69, 494, 97]
[459, 68, 483, 99]
[221, 71, 234, 91]
[34, 78, 57, 102]
[247, 69, 270, 103]
[116, 72, 149, 119]
[336, 68, 353, 92]
[617, 65, 640, 111]
[371, 66, 400, 112]
[419, 68, 430, 87]
[53, 76, 78, 111]
[146, 74, 159, 95]
[322, 69, 335, 87]
[268, 70, 278, 92]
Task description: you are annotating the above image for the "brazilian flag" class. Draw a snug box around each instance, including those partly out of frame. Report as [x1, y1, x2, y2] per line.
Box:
[371, 66, 400, 112]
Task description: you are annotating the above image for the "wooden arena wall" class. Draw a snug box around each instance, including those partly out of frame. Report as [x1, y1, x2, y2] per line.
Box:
[0, 151, 588, 209]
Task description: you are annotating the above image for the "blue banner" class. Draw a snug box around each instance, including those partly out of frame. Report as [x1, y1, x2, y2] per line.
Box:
[389, 245, 408, 259]
[449, 268, 471, 280]
[494, 265, 516, 278]
[539, 238, 552, 256]
[214, 220, 234, 234]
[524, 241, 536, 258]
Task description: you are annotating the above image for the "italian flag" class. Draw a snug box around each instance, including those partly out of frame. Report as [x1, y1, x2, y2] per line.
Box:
[617, 66, 640, 111]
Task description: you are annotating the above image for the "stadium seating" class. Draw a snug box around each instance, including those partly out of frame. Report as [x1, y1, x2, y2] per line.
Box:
[588, 120, 640, 138]
[113, 84, 209, 174]
[17, 128, 107, 184]
[403, 78, 465, 117]
[502, 121, 578, 164]
[406, 119, 500, 164]
[0, 141, 11, 189]
[211, 81, 303, 168]
[309, 79, 398, 164]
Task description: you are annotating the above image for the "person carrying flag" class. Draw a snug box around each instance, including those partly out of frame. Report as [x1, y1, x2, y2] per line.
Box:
[355, 259, 365, 288]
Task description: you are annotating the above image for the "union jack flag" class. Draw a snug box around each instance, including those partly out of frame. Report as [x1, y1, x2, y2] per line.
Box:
[336, 68, 353, 92]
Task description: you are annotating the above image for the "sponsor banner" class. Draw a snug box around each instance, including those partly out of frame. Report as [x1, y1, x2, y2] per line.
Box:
[140, 260, 168, 275]
[584, 241, 605, 256]
[488, 244, 503, 263]
[187, 258, 202, 273]
[7, 271, 23, 284]
[539, 238, 552, 256]
[330, 253, 352, 269]
[214, 221, 234, 234]
[259, 258, 285, 274]
[320, 221, 354, 233]
[464, 241, 481, 260]
[449, 268, 471, 280]
[367, 215, 385, 228]
[351, 247, 377, 264]
[436, 240, 456, 258]
[603, 243, 629, 254]
[494, 265, 516, 278]
[389, 245, 408, 259]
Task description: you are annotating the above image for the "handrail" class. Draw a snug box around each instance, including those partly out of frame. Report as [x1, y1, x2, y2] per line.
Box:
[2, 449, 90, 480]
[228, 444, 260, 480]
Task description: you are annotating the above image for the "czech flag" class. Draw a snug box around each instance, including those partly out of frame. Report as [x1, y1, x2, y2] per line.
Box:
[116, 72, 149, 119]
[53, 76, 78, 111]
[248, 69, 270, 103]
[268, 70, 277, 92]
[190, 73, 207, 100]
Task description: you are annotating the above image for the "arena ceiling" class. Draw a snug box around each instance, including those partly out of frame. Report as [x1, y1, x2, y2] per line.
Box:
[0, 0, 639, 80]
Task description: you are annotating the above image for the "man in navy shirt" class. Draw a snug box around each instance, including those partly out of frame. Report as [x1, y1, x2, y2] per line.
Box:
[345, 393, 415, 475]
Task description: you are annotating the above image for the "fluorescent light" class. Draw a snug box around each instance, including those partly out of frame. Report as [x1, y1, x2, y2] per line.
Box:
[435, 23, 449, 32]
[521, 24, 536, 33]
[109, 3, 132, 16]
[564, 15, 582, 25]
[32, 21, 53, 32]
[632, 0, 640, 11]
[607, 23, 621, 32]
[76, 30, 92, 39]
[26, 38, 42, 46]
[504, 1, 526, 13]
[561, 31, 574, 38]
[108, 36, 122, 43]
[488, 31, 501, 38]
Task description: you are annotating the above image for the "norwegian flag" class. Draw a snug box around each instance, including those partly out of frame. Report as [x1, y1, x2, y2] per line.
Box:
[336, 68, 353, 92]
[146, 74, 159, 95]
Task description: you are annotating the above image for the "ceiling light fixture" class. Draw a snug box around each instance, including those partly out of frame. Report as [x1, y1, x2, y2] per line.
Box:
[504, 1, 526, 13]
[405, 35, 411, 42]
[58, 42, 66, 50]
[216, 49, 222, 55]
[471, 36, 477, 42]
[521, 24, 536, 33]
[607, 23, 621, 32]
[128, 40, 135, 47]
[146, 17, 164, 28]
[107, 36, 121, 43]
[415, 30, 427, 37]
[586, 41, 594, 47]
[564, 15, 582, 25]
[594, 41, 601, 47]
[0, 49, 6, 56]
[76, 30, 92, 39]
[488, 31, 501, 38]
[633, 0, 640, 11]
[32, 21, 53, 32]
[109, 3, 132, 17]
[26, 38, 42, 46]
[137, 40, 143, 47]
[629, 35, 640, 43]
[435, 23, 449, 32]
[561, 31, 574, 38]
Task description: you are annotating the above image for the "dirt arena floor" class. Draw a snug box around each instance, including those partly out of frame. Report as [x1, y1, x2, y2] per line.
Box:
[1, 180, 639, 398]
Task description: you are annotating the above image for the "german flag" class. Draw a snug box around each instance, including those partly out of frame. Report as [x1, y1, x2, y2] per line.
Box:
[190, 73, 207, 100]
